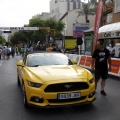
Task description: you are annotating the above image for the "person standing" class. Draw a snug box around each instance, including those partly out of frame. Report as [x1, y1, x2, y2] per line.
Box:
[20, 46, 24, 57]
[0, 47, 2, 60]
[51, 44, 57, 51]
[2, 47, 6, 60]
[91, 40, 111, 96]
[6, 47, 11, 60]
[55, 44, 62, 52]
[29, 45, 34, 52]
[110, 45, 115, 58]
[15, 46, 19, 56]
[11, 47, 15, 58]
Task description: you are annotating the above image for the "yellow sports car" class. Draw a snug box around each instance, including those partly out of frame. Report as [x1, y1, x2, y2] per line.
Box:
[17, 51, 95, 108]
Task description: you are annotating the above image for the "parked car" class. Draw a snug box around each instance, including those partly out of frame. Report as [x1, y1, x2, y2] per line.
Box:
[16, 51, 95, 108]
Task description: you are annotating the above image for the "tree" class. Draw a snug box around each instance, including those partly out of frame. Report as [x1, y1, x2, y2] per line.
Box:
[10, 18, 65, 47]
[76, 0, 98, 23]
[44, 18, 65, 36]
[55, 20, 65, 36]
[10, 31, 28, 46]
[90, 0, 98, 9]
[29, 18, 65, 43]
[0, 35, 5, 44]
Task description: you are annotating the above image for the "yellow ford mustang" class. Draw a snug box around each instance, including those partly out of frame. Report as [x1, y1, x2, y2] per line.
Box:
[17, 51, 95, 108]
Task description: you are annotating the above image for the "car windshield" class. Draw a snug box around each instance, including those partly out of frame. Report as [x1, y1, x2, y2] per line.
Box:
[27, 53, 73, 67]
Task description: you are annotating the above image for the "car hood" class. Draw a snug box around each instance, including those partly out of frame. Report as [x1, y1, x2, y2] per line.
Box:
[26, 65, 89, 82]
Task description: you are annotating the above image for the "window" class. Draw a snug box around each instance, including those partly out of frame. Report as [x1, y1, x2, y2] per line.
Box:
[27, 54, 73, 67]
[115, 0, 120, 13]
[85, 39, 91, 51]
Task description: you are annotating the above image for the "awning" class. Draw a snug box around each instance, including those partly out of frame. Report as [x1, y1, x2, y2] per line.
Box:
[84, 27, 94, 33]
[98, 22, 120, 39]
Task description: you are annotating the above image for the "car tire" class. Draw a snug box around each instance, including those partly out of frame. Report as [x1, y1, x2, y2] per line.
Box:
[17, 75, 20, 86]
[22, 84, 29, 108]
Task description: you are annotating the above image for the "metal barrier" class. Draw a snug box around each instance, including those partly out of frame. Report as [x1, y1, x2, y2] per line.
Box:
[66, 54, 120, 77]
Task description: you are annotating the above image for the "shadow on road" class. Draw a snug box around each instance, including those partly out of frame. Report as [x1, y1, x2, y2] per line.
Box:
[24, 103, 97, 116]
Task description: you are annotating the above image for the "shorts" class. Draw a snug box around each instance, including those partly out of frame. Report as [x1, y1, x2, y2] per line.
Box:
[95, 69, 108, 80]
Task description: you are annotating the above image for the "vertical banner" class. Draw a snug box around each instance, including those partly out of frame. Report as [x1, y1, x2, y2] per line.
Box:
[93, 0, 103, 51]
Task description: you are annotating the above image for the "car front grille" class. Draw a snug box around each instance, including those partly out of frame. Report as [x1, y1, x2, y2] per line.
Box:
[44, 82, 89, 92]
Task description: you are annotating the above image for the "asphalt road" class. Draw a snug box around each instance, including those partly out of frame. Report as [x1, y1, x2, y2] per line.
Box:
[0, 55, 120, 120]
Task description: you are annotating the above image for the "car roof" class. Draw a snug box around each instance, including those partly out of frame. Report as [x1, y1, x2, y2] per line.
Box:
[25, 51, 62, 57]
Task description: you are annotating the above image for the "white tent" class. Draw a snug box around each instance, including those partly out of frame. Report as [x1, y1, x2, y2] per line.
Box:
[98, 22, 120, 39]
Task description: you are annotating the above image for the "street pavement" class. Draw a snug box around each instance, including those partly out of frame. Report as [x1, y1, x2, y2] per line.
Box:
[0, 55, 120, 120]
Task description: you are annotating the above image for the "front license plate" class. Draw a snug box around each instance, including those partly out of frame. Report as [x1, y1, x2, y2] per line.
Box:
[58, 92, 80, 100]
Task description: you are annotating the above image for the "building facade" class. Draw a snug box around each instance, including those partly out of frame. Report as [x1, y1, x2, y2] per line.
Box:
[49, 0, 95, 36]
[102, 0, 120, 24]
[101, 0, 120, 45]
[113, 0, 120, 22]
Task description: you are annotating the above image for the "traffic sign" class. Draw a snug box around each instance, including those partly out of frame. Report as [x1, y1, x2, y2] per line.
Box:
[0, 27, 10, 30]
[23, 27, 39, 30]
[0, 26, 51, 31]
[0, 27, 39, 31]
[10, 27, 24, 30]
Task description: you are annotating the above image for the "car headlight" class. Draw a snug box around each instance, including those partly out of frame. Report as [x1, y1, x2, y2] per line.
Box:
[26, 80, 43, 88]
[89, 78, 94, 84]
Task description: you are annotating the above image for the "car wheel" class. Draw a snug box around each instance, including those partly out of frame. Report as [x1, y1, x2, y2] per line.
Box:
[22, 84, 29, 108]
[17, 75, 20, 86]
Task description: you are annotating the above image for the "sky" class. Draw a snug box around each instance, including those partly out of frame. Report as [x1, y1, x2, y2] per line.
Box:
[0, 0, 50, 27]
[0, 0, 87, 27]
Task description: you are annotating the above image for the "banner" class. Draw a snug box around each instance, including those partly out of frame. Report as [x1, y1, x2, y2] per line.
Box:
[73, 23, 89, 38]
[93, 0, 103, 51]
[85, 56, 92, 67]
[79, 56, 86, 66]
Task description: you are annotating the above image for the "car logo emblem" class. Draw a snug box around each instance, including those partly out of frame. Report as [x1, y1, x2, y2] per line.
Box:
[64, 85, 72, 89]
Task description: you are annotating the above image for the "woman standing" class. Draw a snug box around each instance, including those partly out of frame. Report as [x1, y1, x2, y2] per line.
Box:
[11, 47, 15, 58]
[0, 47, 2, 59]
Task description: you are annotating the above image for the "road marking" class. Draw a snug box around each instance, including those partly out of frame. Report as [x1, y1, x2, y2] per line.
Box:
[0, 60, 3, 67]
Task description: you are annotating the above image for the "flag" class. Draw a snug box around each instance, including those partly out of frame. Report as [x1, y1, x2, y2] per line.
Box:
[93, 0, 103, 51]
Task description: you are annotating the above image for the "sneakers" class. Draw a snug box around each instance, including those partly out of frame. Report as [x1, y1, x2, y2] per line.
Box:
[100, 90, 107, 96]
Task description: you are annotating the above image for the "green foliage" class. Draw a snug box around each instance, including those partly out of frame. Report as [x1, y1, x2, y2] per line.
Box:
[0, 35, 5, 44]
[10, 18, 65, 46]
[55, 21, 65, 35]
[29, 18, 45, 27]
[45, 18, 57, 29]
[77, 0, 98, 23]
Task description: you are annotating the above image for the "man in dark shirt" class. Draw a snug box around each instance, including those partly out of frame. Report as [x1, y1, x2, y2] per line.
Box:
[51, 44, 57, 51]
[55, 44, 62, 52]
[51, 43, 62, 52]
[91, 40, 111, 96]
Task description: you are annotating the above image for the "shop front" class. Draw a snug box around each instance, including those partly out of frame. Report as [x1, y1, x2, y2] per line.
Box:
[98, 22, 120, 58]
[84, 27, 94, 56]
